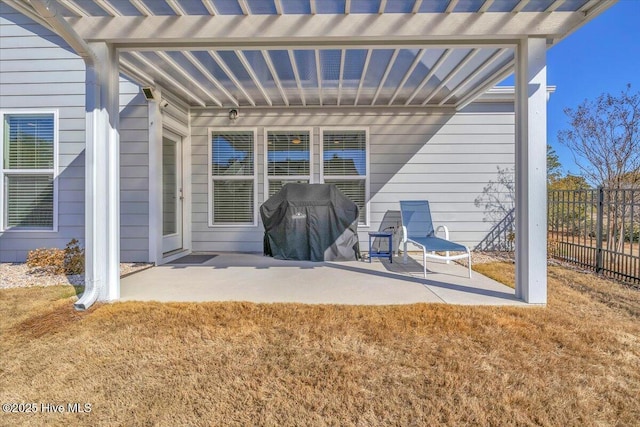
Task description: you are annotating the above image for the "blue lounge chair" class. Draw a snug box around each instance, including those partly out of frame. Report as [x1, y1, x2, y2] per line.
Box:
[400, 200, 472, 278]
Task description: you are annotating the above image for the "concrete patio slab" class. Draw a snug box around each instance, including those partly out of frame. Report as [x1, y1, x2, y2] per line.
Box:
[120, 252, 527, 306]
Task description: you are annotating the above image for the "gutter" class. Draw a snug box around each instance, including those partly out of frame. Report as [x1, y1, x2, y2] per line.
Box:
[30, 0, 100, 310]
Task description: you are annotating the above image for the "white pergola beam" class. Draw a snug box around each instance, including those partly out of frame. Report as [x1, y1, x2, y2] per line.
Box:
[479, 0, 494, 13]
[315, 49, 323, 106]
[274, 0, 283, 15]
[310, 0, 316, 15]
[129, 0, 152, 16]
[345, 0, 351, 14]
[68, 12, 590, 42]
[412, 0, 423, 14]
[238, 0, 250, 16]
[446, 0, 459, 13]
[354, 49, 372, 106]
[379, 0, 387, 14]
[156, 51, 222, 106]
[512, 0, 528, 13]
[371, 49, 399, 105]
[130, 52, 207, 106]
[261, 50, 289, 106]
[421, 49, 479, 105]
[515, 37, 548, 304]
[236, 50, 273, 106]
[119, 58, 155, 85]
[404, 49, 452, 105]
[336, 49, 346, 105]
[209, 51, 256, 106]
[166, 0, 186, 16]
[546, 0, 565, 12]
[94, 0, 120, 16]
[455, 57, 514, 109]
[438, 48, 507, 105]
[388, 48, 425, 105]
[202, 0, 218, 15]
[57, 0, 89, 16]
[182, 51, 240, 106]
[288, 50, 306, 106]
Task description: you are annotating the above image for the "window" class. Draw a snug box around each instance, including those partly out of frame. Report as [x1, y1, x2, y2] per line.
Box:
[265, 129, 312, 197]
[321, 129, 368, 225]
[209, 129, 257, 225]
[1, 112, 57, 231]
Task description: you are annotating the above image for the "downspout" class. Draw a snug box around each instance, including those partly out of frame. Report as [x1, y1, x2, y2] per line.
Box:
[30, 0, 101, 310]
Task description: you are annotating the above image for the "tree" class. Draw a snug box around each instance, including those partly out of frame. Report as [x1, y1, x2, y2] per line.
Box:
[558, 85, 640, 190]
[548, 174, 589, 191]
[547, 144, 563, 185]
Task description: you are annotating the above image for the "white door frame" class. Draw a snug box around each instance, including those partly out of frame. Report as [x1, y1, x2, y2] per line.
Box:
[148, 91, 192, 265]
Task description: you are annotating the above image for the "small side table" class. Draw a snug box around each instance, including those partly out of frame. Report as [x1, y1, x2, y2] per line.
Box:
[368, 232, 393, 263]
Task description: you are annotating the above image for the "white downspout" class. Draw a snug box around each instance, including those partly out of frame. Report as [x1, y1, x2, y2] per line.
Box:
[30, 0, 101, 310]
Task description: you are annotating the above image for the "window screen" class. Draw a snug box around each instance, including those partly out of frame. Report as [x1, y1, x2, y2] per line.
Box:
[266, 130, 311, 196]
[210, 130, 255, 225]
[322, 129, 367, 224]
[2, 113, 56, 230]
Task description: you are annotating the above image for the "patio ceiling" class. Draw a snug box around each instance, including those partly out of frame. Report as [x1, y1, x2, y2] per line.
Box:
[10, 0, 613, 108]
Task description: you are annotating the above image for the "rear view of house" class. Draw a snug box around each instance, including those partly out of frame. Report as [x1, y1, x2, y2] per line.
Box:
[0, 0, 616, 308]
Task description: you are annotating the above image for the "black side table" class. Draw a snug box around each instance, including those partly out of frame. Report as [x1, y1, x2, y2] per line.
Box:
[368, 232, 393, 263]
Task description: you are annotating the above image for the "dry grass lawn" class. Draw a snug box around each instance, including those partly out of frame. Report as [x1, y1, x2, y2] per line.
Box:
[1, 263, 639, 426]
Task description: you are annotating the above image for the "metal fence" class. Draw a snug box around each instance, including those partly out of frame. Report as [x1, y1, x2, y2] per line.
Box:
[548, 188, 640, 286]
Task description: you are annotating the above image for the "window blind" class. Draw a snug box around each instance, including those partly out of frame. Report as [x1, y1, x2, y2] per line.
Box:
[325, 179, 366, 225]
[211, 131, 254, 176]
[267, 131, 310, 176]
[212, 180, 254, 224]
[2, 113, 55, 230]
[5, 175, 54, 228]
[322, 130, 366, 176]
[211, 130, 255, 225]
[4, 114, 54, 170]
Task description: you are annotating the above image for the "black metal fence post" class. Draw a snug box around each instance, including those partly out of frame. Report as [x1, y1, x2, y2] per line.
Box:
[596, 186, 604, 274]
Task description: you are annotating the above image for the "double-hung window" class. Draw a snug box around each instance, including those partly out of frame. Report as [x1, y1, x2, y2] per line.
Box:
[209, 129, 257, 226]
[1, 112, 57, 231]
[320, 129, 369, 225]
[265, 129, 312, 197]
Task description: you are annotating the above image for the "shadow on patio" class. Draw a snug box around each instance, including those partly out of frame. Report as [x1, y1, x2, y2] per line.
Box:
[120, 252, 526, 306]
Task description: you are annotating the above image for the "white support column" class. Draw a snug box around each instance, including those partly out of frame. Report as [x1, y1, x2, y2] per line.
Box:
[514, 37, 547, 304]
[86, 42, 120, 302]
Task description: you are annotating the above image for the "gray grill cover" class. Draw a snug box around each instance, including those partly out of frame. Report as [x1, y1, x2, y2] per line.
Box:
[261, 184, 360, 261]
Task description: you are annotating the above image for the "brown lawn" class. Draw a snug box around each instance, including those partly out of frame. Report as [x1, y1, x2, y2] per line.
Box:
[1, 263, 639, 426]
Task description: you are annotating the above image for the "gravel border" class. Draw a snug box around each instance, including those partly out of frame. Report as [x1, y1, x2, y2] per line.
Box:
[0, 263, 153, 289]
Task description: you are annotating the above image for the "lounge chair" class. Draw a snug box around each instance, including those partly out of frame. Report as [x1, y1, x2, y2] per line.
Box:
[399, 200, 472, 278]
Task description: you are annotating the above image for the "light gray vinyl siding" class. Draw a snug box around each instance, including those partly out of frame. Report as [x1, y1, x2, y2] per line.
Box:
[1, 5, 150, 262]
[190, 105, 515, 253]
[119, 78, 149, 262]
[0, 5, 86, 262]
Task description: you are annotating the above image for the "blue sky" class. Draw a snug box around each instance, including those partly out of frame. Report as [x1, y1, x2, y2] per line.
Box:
[544, 0, 640, 176]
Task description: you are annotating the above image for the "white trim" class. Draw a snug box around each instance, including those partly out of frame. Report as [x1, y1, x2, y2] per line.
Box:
[319, 126, 370, 227]
[208, 127, 259, 228]
[0, 109, 59, 233]
[148, 94, 163, 265]
[263, 127, 314, 199]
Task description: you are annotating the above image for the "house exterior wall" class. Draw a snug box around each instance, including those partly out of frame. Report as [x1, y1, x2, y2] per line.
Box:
[190, 105, 515, 253]
[0, 5, 148, 262]
[0, 5, 515, 262]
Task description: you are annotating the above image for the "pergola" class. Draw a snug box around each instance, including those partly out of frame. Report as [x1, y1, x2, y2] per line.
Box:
[7, 0, 615, 309]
